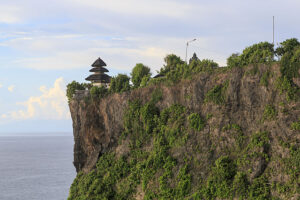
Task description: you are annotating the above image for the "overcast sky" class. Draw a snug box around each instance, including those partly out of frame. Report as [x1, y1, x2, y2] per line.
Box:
[0, 0, 299, 133]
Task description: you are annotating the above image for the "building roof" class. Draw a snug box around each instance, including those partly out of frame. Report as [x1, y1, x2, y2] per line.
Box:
[89, 67, 109, 73]
[91, 57, 107, 67]
[85, 73, 111, 83]
[153, 73, 164, 78]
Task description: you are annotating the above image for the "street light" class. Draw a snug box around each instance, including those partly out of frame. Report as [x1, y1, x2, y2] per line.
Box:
[185, 38, 196, 63]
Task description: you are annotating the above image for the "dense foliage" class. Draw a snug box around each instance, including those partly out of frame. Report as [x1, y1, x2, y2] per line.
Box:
[131, 63, 151, 88]
[67, 38, 300, 199]
[227, 42, 275, 68]
[109, 74, 131, 93]
[66, 81, 90, 101]
[90, 86, 108, 99]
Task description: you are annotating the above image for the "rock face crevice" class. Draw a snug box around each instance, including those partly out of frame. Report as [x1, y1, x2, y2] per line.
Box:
[69, 64, 299, 175]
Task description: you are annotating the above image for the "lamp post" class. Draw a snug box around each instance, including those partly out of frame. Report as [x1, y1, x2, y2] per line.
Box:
[185, 38, 196, 63]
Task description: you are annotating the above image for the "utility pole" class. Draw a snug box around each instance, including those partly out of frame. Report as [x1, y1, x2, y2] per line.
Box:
[273, 16, 275, 45]
[185, 39, 196, 63]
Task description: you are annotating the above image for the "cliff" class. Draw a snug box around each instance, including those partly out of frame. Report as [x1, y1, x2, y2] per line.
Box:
[68, 64, 299, 199]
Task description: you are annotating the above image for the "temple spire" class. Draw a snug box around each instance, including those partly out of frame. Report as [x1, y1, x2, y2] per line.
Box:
[85, 57, 111, 87]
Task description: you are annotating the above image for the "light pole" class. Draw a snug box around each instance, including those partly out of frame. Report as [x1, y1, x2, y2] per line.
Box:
[185, 38, 196, 63]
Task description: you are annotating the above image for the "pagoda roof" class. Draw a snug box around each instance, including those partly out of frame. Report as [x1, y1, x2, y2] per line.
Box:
[85, 73, 111, 83]
[91, 57, 107, 67]
[89, 67, 109, 73]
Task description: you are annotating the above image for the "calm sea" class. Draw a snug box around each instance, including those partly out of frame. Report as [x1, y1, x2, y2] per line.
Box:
[0, 135, 76, 200]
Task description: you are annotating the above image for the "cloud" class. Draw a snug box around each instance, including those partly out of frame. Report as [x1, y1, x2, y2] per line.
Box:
[1, 77, 70, 121]
[0, 5, 21, 24]
[8, 85, 15, 92]
[0, 84, 3, 88]
[68, 0, 194, 18]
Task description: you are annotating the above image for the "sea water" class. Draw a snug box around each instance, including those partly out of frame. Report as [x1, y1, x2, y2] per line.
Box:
[0, 135, 76, 200]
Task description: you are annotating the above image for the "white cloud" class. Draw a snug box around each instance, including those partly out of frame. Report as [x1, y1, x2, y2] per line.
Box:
[8, 85, 15, 92]
[67, 0, 194, 18]
[0, 5, 21, 24]
[0, 84, 3, 88]
[1, 77, 70, 120]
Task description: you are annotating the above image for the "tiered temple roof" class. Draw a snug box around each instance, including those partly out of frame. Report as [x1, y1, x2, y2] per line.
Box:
[85, 57, 111, 84]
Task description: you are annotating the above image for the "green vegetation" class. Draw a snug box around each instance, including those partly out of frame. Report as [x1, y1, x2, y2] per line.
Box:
[90, 85, 108, 99]
[66, 81, 90, 101]
[291, 118, 300, 131]
[188, 113, 206, 131]
[262, 105, 277, 121]
[276, 38, 300, 101]
[227, 42, 274, 68]
[131, 63, 151, 88]
[109, 74, 131, 93]
[67, 39, 300, 199]
[204, 80, 229, 105]
[260, 71, 271, 87]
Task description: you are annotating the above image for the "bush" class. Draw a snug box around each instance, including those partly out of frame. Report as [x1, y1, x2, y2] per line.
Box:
[262, 105, 277, 121]
[226, 42, 274, 68]
[109, 74, 131, 93]
[260, 71, 270, 87]
[188, 113, 205, 131]
[227, 53, 241, 68]
[131, 63, 151, 88]
[291, 118, 300, 131]
[66, 81, 85, 101]
[249, 176, 270, 200]
[232, 172, 249, 198]
[90, 86, 108, 99]
[276, 38, 300, 57]
[204, 81, 229, 105]
[159, 54, 185, 76]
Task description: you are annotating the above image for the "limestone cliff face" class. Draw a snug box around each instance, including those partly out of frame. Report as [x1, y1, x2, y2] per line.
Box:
[69, 64, 299, 177]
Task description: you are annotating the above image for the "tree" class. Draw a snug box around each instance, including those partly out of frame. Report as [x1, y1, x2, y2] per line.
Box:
[160, 54, 184, 75]
[131, 63, 151, 88]
[226, 42, 275, 68]
[90, 86, 108, 98]
[240, 42, 274, 65]
[227, 53, 241, 68]
[276, 38, 300, 57]
[66, 81, 85, 101]
[109, 74, 131, 93]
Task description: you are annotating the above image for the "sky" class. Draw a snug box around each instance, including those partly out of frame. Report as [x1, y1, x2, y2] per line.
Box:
[0, 0, 299, 134]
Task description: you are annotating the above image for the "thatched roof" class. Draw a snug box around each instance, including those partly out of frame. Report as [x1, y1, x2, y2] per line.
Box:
[89, 67, 109, 73]
[91, 57, 107, 67]
[85, 73, 111, 83]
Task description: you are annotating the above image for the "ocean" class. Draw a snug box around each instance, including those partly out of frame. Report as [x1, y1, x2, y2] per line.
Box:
[0, 135, 76, 200]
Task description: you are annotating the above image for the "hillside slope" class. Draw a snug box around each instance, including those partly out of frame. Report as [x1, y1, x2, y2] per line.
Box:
[68, 64, 299, 200]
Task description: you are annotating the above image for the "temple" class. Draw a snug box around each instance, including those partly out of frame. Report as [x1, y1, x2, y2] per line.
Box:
[85, 57, 111, 87]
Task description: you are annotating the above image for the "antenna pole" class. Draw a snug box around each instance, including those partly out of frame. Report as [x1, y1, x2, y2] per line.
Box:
[273, 16, 275, 45]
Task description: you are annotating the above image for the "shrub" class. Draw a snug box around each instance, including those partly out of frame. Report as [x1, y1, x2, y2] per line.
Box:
[90, 86, 108, 99]
[109, 74, 131, 93]
[205, 156, 237, 198]
[232, 172, 249, 198]
[262, 105, 277, 121]
[249, 176, 270, 200]
[159, 54, 185, 76]
[227, 53, 241, 68]
[260, 71, 270, 87]
[291, 118, 300, 131]
[131, 63, 151, 88]
[66, 81, 85, 101]
[276, 38, 300, 57]
[188, 113, 205, 131]
[204, 81, 229, 105]
[226, 42, 275, 68]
